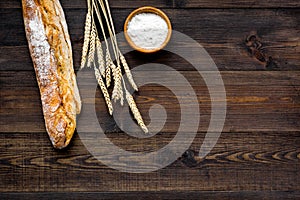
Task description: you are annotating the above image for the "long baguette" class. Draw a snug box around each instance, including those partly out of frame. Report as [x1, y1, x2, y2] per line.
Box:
[22, 0, 81, 149]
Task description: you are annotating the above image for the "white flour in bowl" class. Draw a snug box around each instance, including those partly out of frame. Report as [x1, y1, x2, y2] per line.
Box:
[127, 13, 169, 50]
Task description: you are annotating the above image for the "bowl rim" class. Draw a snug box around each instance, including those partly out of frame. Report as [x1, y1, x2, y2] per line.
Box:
[124, 6, 172, 53]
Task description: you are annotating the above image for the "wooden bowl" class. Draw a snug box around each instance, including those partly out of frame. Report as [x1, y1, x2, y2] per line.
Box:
[124, 6, 172, 53]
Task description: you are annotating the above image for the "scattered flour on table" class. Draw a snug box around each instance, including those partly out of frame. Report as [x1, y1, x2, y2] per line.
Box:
[127, 13, 169, 50]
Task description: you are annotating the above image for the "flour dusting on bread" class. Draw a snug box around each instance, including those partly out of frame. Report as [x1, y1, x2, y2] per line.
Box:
[22, 0, 81, 149]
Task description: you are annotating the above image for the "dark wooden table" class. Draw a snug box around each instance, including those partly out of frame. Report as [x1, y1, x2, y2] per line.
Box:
[0, 0, 299, 199]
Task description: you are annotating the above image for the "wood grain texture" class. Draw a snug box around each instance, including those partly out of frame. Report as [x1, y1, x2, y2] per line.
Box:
[1, 191, 300, 200]
[0, 132, 299, 192]
[0, 0, 299, 198]
[1, 9, 299, 71]
[1, 0, 300, 8]
[1, 71, 300, 133]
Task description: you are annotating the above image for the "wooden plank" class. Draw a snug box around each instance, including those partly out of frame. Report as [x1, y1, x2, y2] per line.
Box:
[1, 0, 299, 196]
[0, 132, 299, 192]
[1, 71, 300, 133]
[1, 191, 300, 200]
[1, 0, 299, 9]
[0, 9, 299, 71]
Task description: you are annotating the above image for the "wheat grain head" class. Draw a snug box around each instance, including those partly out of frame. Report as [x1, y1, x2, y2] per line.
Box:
[111, 64, 124, 105]
[87, 23, 97, 68]
[80, 12, 92, 69]
[94, 67, 113, 115]
[105, 50, 112, 87]
[125, 90, 148, 133]
[95, 36, 105, 77]
[120, 54, 138, 91]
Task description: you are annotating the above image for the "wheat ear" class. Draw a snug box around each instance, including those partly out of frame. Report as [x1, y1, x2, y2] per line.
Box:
[95, 36, 105, 77]
[111, 64, 124, 105]
[105, 50, 111, 88]
[94, 67, 113, 115]
[80, 12, 92, 69]
[110, 64, 118, 100]
[125, 90, 148, 133]
[82, 0, 148, 133]
[87, 22, 97, 68]
[116, 65, 124, 106]
[120, 53, 138, 91]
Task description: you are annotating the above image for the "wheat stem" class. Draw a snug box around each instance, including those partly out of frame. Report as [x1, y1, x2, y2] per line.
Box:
[97, 0, 120, 65]
[103, 0, 119, 53]
[80, 0, 148, 133]
[92, 0, 109, 49]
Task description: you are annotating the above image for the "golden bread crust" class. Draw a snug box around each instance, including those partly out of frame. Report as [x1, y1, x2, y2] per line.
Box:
[22, 0, 81, 149]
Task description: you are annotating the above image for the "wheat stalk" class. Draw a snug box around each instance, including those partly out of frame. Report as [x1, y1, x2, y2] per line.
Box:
[111, 64, 124, 105]
[116, 65, 124, 105]
[120, 53, 138, 91]
[87, 22, 97, 68]
[80, 12, 92, 69]
[125, 90, 148, 133]
[110, 64, 118, 99]
[105, 65, 111, 88]
[80, 0, 148, 133]
[97, 0, 119, 63]
[106, 52, 124, 107]
[105, 50, 112, 88]
[94, 67, 113, 115]
[95, 36, 105, 77]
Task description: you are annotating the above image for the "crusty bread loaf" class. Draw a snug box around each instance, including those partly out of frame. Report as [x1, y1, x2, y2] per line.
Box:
[22, 0, 81, 149]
